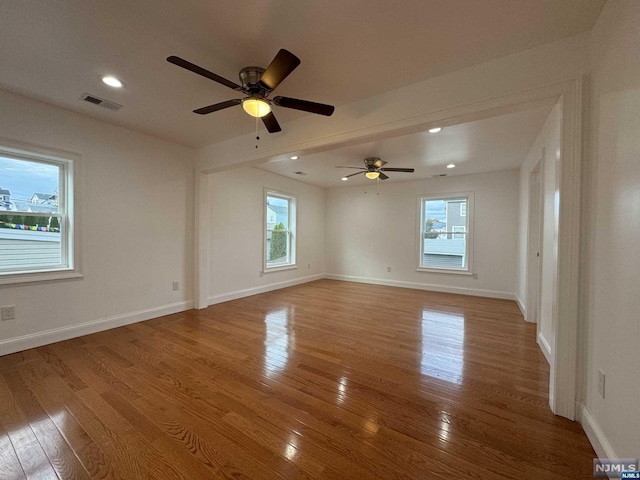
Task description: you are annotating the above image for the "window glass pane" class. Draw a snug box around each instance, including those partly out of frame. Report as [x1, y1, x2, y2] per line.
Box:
[0, 156, 63, 272]
[266, 195, 290, 267]
[421, 198, 467, 270]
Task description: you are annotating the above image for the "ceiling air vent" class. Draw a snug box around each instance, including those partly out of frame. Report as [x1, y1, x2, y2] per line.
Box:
[80, 93, 122, 111]
[432, 174, 447, 177]
[294, 171, 309, 176]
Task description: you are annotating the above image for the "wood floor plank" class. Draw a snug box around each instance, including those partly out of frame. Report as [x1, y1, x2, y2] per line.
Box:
[0, 280, 596, 479]
[0, 373, 59, 480]
[17, 359, 122, 480]
[0, 428, 26, 480]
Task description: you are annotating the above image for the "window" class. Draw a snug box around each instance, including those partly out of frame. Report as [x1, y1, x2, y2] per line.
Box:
[0, 140, 81, 285]
[264, 189, 296, 271]
[418, 194, 472, 273]
[452, 226, 466, 239]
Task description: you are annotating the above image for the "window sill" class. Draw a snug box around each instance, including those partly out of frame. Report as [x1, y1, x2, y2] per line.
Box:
[263, 264, 298, 274]
[416, 268, 474, 276]
[0, 269, 83, 286]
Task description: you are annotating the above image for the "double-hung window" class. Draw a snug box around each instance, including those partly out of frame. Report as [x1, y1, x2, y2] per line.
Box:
[0, 140, 81, 284]
[418, 193, 473, 273]
[264, 189, 296, 271]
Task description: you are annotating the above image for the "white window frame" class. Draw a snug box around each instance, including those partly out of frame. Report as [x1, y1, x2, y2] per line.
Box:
[460, 202, 467, 216]
[452, 226, 466, 239]
[417, 192, 474, 275]
[0, 138, 82, 285]
[263, 188, 297, 272]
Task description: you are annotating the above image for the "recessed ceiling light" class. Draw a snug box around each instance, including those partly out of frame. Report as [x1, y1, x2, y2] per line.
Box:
[102, 75, 125, 88]
[341, 177, 348, 181]
[290, 155, 299, 160]
[428, 127, 442, 133]
[447, 163, 456, 169]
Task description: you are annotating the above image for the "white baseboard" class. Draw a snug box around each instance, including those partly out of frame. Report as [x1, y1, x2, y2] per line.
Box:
[515, 295, 526, 318]
[324, 274, 515, 300]
[0, 300, 193, 357]
[537, 332, 552, 365]
[578, 402, 619, 479]
[208, 274, 324, 305]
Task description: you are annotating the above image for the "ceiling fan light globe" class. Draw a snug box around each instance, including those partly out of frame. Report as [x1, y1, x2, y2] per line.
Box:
[242, 98, 271, 117]
[365, 171, 380, 180]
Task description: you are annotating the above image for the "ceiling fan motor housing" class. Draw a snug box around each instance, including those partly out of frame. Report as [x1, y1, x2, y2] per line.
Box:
[239, 67, 269, 96]
[365, 157, 382, 169]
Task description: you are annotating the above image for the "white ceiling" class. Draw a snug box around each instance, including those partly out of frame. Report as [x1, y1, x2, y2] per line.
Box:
[0, 1, 604, 148]
[256, 103, 554, 188]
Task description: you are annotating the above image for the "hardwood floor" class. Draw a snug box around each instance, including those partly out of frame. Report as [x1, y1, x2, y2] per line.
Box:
[0, 279, 595, 479]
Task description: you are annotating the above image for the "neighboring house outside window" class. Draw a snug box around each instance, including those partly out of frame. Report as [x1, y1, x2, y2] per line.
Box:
[264, 189, 297, 271]
[418, 193, 473, 273]
[0, 139, 82, 285]
[0, 188, 10, 205]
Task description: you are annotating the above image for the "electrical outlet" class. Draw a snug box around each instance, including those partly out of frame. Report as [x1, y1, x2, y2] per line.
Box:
[598, 369, 606, 398]
[1, 305, 16, 321]
[387, 266, 391, 272]
[172, 281, 179, 291]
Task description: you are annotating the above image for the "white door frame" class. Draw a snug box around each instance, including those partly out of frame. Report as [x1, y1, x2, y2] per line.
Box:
[194, 78, 583, 420]
[526, 158, 543, 325]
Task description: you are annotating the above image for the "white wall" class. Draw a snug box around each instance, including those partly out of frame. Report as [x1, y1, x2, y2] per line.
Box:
[518, 103, 562, 356]
[325, 170, 519, 298]
[581, 0, 640, 459]
[208, 167, 324, 303]
[0, 90, 195, 355]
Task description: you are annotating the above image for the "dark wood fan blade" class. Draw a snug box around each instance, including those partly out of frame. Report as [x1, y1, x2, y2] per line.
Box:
[193, 99, 242, 115]
[273, 96, 335, 116]
[373, 159, 387, 168]
[167, 56, 242, 90]
[259, 49, 301, 91]
[335, 166, 366, 170]
[261, 112, 282, 133]
[379, 172, 389, 180]
[344, 171, 365, 178]
[379, 167, 415, 172]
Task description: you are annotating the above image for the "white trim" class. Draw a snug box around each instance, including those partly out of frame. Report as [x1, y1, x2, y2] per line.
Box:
[537, 332, 552, 365]
[208, 274, 323, 305]
[551, 79, 583, 420]
[324, 274, 514, 300]
[578, 402, 619, 479]
[262, 265, 298, 274]
[194, 172, 209, 309]
[0, 300, 193, 357]
[515, 295, 526, 318]
[416, 268, 473, 276]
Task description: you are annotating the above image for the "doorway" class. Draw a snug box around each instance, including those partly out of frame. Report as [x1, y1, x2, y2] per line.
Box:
[526, 157, 545, 356]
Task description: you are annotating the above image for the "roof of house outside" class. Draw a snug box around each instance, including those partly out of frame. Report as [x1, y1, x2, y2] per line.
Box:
[0, 199, 57, 213]
[32, 193, 56, 201]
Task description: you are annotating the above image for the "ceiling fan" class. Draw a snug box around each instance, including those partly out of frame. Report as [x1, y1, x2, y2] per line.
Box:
[166, 49, 335, 133]
[336, 157, 415, 180]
